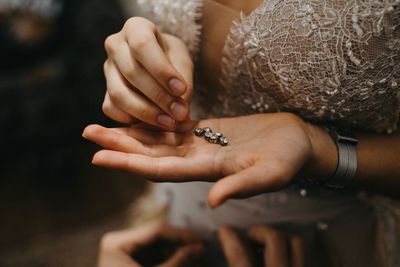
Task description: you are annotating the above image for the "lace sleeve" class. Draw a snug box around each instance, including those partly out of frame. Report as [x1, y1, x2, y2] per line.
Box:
[137, 0, 202, 59]
[220, 0, 400, 133]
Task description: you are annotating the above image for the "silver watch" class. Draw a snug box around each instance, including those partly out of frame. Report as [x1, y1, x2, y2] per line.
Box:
[324, 127, 358, 189]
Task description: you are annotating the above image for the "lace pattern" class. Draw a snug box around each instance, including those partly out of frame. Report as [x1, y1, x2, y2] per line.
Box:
[219, 0, 400, 133]
[134, 0, 400, 264]
[137, 0, 203, 59]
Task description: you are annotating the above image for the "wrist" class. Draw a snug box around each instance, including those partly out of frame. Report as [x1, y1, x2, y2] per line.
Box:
[300, 123, 338, 182]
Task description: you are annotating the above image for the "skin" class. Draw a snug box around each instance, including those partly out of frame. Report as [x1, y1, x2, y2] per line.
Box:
[97, 223, 305, 267]
[103, 18, 193, 128]
[83, 113, 336, 207]
[218, 225, 305, 267]
[97, 222, 205, 267]
[86, 2, 400, 208]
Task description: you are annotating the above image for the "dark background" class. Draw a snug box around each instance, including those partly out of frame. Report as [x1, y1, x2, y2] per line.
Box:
[0, 1, 143, 266]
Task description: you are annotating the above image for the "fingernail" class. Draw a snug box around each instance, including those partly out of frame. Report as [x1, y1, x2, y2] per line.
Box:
[169, 78, 186, 95]
[170, 101, 188, 120]
[92, 154, 100, 165]
[157, 114, 176, 128]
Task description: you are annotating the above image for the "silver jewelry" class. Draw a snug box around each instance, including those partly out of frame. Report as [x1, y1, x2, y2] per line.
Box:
[193, 127, 229, 146]
[203, 127, 212, 133]
[324, 127, 358, 189]
[219, 136, 229, 146]
[209, 134, 219, 143]
[215, 132, 223, 139]
[194, 128, 205, 136]
[204, 130, 213, 141]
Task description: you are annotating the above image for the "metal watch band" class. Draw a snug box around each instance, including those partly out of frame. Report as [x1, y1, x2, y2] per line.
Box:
[325, 128, 358, 189]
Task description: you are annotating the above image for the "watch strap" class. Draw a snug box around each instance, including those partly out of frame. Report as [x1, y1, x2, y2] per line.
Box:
[324, 127, 358, 189]
[325, 142, 357, 189]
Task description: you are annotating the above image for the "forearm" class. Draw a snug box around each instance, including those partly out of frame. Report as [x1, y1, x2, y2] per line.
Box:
[354, 131, 400, 197]
[304, 123, 400, 198]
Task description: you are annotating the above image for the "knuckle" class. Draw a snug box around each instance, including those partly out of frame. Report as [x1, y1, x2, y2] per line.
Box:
[130, 34, 153, 52]
[108, 134, 121, 147]
[99, 232, 118, 251]
[104, 34, 118, 54]
[152, 63, 170, 78]
[102, 61, 109, 74]
[107, 86, 124, 103]
[124, 64, 139, 82]
[151, 89, 167, 106]
[124, 17, 138, 27]
[102, 99, 122, 122]
[125, 17, 155, 30]
[102, 100, 111, 115]
[136, 105, 155, 122]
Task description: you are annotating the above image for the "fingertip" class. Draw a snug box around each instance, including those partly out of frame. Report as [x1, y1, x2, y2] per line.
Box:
[170, 101, 189, 122]
[91, 150, 105, 165]
[82, 125, 93, 138]
[168, 78, 186, 96]
[82, 124, 102, 139]
[92, 150, 117, 165]
[91, 150, 132, 171]
[218, 225, 233, 238]
[207, 193, 226, 209]
[208, 184, 228, 209]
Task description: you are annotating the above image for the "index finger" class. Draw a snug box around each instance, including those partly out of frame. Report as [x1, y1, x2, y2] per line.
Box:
[125, 18, 187, 97]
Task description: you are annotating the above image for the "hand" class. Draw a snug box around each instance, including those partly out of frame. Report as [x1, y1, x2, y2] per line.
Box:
[103, 17, 194, 129]
[83, 112, 337, 207]
[218, 225, 305, 267]
[97, 222, 204, 267]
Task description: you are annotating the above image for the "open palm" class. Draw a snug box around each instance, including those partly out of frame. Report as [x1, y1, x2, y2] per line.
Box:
[83, 113, 318, 207]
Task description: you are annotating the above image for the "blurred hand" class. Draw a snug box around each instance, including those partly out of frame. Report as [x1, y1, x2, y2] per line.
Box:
[103, 17, 194, 129]
[218, 226, 304, 267]
[83, 112, 336, 207]
[97, 222, 204, 267]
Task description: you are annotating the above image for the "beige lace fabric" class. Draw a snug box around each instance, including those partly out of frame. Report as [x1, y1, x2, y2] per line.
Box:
[218, 0, 400, 133]
[139, 0, 400, 133]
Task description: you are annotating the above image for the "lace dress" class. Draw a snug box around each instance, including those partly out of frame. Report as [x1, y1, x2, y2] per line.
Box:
[136, 0, 400, 266]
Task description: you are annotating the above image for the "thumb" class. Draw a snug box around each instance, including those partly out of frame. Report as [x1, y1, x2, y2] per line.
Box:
[208, 163, 289, 208]
[158, 243, 204, 267]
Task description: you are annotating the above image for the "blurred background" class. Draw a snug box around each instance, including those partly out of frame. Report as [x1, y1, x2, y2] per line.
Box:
[0, 0, 144, 266]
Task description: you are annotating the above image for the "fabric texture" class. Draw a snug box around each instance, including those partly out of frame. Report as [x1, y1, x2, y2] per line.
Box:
[136, 0, 400, 266]
[217, 0, 400, 133]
